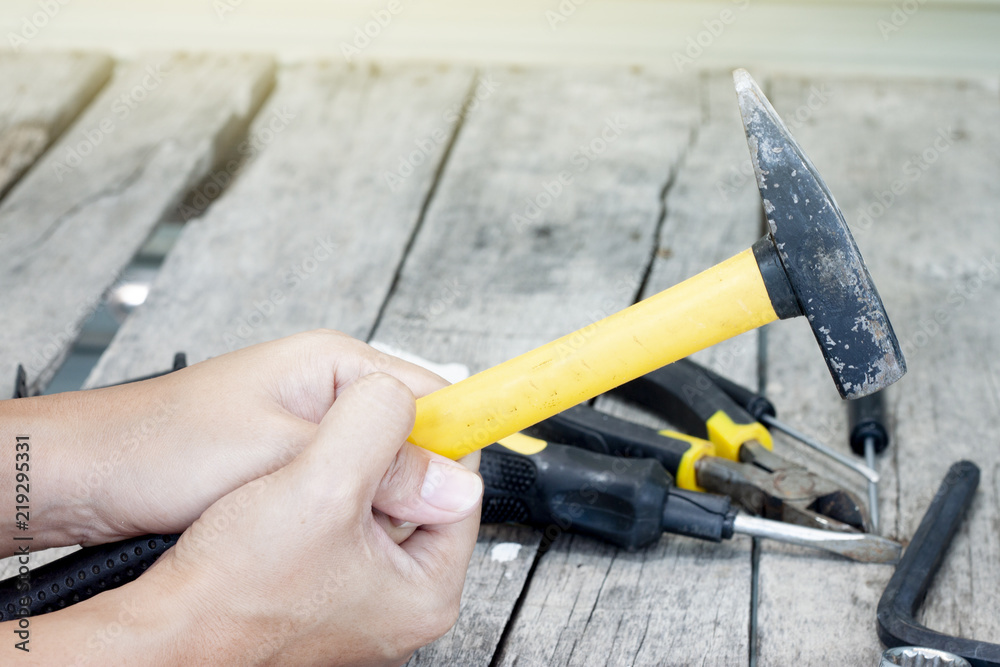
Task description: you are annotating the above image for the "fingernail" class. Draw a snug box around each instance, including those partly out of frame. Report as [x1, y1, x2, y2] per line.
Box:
[391, 518, 417, 529]
[421, 461, 483, 512]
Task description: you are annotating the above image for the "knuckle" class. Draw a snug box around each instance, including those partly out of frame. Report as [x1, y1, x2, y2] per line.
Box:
[404, 580, 462, 643]
[363, 373, 417, 420]
[422, 594, 462, 640]
[293, 328, 350, 356]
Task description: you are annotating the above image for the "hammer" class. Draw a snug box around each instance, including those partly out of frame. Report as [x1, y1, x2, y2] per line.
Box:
[412, 70, 906, 460]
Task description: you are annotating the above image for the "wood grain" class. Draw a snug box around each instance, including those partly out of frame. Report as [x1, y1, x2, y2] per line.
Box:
[756, 74, 1000, 665]
[493, 71, 762, 667]
[87, 62, 474, 385]
[368, 65, 703, 665]
[0, 52, 112, 197]
[6, 59, 998, 663]
[0, 53, 276, 396]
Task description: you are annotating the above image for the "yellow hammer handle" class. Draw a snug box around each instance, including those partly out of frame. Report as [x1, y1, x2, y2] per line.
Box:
[409, 247, 778, 459]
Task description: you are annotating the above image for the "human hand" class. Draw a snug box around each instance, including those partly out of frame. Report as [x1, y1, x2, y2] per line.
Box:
[23, 372, 482, 666]
[3, 330, 455, 550]
[153, 372, 481, 665]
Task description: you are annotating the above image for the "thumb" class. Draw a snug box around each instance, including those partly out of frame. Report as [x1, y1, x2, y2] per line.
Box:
[298, 372, 418, 502]
[298, 372, 482, 527]
[373, 442, 483, 526]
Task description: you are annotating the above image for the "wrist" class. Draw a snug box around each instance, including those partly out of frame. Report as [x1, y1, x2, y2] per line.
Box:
[23, 562, 213, 666]
[0, 384, 165, 551]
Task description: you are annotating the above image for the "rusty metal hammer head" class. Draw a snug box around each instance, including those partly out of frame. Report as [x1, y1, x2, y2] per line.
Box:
[734, 69, 906, 399]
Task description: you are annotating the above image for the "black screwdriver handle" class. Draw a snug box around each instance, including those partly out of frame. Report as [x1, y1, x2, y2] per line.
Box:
[613, 359, 760, 442]
[528, 404, 693, 475]
[677, 358, 777, 422]
[0, 534, 177, 620]
[848, 390, 889, 455]
[481, 443, 735, 550]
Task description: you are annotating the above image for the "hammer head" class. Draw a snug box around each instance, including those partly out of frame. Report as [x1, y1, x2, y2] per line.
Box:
[734, 70, 906, 398]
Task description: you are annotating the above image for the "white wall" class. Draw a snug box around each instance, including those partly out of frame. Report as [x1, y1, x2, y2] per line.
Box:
[1, 0, 999, 76]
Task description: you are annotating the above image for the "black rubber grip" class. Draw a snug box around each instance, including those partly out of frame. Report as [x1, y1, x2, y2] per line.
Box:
[0, 534, 177, 620]
[528, 404, 692, 475]
[678, 358, 776, 422]
[877, 461, 999, 666]
[481, 443, 669, 550]
[848, 390, 889, 455]
[481, 443, 735, 550]
[613, 359, 759, 440]
[660, 488, 735, 542]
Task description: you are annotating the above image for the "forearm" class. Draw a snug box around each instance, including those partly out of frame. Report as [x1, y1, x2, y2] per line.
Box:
[0, 387, 155, 555]
[0, 565, 220, 665]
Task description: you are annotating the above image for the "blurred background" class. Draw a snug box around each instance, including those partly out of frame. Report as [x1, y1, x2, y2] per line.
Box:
[1, 0, 998, 76]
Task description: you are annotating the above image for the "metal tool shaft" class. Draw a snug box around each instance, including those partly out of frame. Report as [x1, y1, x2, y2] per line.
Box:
[864, 435, 880, 533]
[733, 514, 901, 563]
[761, 413, 880, 484]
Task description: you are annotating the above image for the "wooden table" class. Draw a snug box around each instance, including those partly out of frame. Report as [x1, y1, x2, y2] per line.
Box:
[2, 52, 998, 665]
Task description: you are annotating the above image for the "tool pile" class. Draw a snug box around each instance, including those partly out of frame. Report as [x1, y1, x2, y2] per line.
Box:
[480, 358, 898, 562]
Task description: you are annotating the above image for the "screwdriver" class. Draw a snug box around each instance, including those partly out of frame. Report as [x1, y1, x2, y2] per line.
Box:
[848, 390, 890, 533]
[670, 358, 880, 485]
[530, 399, 871, 533]
[484, 437, 902, 563]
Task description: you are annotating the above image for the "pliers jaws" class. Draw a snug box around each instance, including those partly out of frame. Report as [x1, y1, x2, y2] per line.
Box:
[696, 441, 873, 533]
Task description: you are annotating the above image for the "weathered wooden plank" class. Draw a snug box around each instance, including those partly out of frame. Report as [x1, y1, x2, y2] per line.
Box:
[756, 75, 1000, 665]
[86, 62, 474, 385]
[366, 65, 701, 665]
[0, 53, 276, 396]
[492, 72, 760, 667]
[0, 62, 473, 581]
[0, 52, 113, 197]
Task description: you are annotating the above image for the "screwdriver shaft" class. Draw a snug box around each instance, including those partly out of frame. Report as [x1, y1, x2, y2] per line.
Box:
[761, 414, 880, 484]
[733, 514, 900, 563]
[864, 436, 880, 533]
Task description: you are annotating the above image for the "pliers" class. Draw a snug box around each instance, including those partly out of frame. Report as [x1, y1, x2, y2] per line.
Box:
[506, 358, 872, 534]
[477, 357, 898, 561]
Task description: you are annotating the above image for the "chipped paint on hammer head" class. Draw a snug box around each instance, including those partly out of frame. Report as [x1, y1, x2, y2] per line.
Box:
[733, 69, 906, 398]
